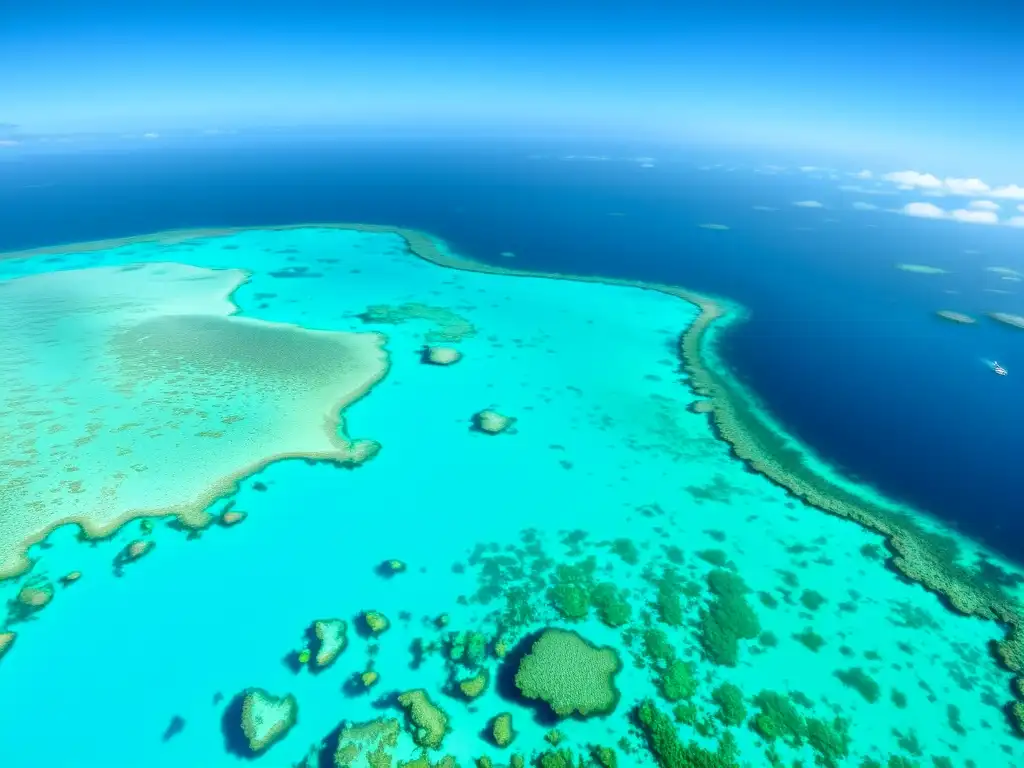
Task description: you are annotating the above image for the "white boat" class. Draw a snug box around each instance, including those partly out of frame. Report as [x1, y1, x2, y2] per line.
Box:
[993, 361, 1007, 376]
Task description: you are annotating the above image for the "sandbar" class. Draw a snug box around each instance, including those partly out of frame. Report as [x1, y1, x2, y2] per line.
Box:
[936, 310, 975, 324]
[0, 261, 387, 578]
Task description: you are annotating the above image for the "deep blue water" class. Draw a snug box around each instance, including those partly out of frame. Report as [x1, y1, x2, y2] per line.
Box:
[1, 140, 1022, 558]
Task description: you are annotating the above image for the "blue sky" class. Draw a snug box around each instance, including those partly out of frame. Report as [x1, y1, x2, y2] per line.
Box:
[3, 0, 1023, 176]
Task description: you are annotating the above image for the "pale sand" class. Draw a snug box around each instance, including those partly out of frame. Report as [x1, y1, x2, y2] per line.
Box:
[0, 260, 388, 578]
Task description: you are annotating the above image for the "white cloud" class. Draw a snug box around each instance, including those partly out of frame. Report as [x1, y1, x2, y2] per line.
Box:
[902, 202, 946, 219]
[852, 202, 878, 211]
[1007, 216, 1024, 228]
[880, 170, 1024, 201]
[142, 132, 160, 139]
[853, 170, 873, 179]
[969, 200, 1000, 211]
[794, 200, 824, 208]
[799, 166, 820, 172]
[885, 170, 943, 190]
[901, 201, 998, 225]
[945, 177, 990, 195]
[0, 139, 18, 147]
[950, 208, 998, 225]
[992, 185, 1024, 200]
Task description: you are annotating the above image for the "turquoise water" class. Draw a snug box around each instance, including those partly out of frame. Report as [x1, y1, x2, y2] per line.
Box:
[0, 226, 1019, 767]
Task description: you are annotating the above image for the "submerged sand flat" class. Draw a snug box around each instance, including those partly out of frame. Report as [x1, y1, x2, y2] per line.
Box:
[0, 262, 387, 577]
[896, 263, 949, 274]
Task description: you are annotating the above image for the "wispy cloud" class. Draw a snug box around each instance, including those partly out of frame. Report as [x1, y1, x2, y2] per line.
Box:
[794, 200, 824, 208]
[752, 205, 778, 211]
[839, 184, 897, 196]
[853, 170, 873, 179]
[852, 202, 878, 211]
[1008, 217, 1024, 228]
[969, 200, 1000, 211]
[0, 139, 18, 147]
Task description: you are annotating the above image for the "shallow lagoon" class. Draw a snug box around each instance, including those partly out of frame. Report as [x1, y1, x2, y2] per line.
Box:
[0, 227, 1019, 767]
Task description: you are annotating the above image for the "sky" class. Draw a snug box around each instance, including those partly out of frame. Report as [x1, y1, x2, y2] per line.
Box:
[3, 0, 1024, 177]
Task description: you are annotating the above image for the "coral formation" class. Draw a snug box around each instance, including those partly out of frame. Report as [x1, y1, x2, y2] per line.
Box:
[658, 660, 698, 702]
[120, 540, 154, 564]
[359, 302, 476, 341]
[636, 699, 740, 767]
[422, 346, 462, 365]
[834, 667, 881, 702]
[895, 263, 948, 274]
[239, 687, 298, 754]
[220, 510, 247, 526]
[311, 619, 348, 668]
[491, 713, 514, 747]
[473, 410, 515, 435]
[16, 581, 54, 613]
[333, 718, 400, 767]
[397, 689, 449, 749]
[457, 671, 489, 699]
[0, 631, 14, 661]
[711, 682, 747, 726]
[699, 568, 761, 666]
[513, 628, 621, 718]
[60, 571, 81, 586]
[362, 610, 390, 635]
[447, 630, 488, 666]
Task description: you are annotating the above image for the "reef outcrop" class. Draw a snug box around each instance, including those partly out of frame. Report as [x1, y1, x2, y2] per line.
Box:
[0, 631, 15, 661]
[513, 628, 621, 718]
[311, 619, 348, 668]
[239, 687, 298, 754]
[422, 346, 462, 365]
[397, 689, 449, 749]
[473, 410, 515, 435]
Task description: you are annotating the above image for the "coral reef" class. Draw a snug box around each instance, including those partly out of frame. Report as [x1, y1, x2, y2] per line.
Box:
[359, 302, 476, 342]
[491, 713, 514, 747]
[60, 571, 82, 586]
[16, 580, 54, 613]
[0, 631, 14, 661]
[513, 628, 621, 718]
[447, 630, 488, 666]
[751, 691, 806, 745]
[636, 699, 740, 767]
[834, 667, 880, 702]
[333, 718, 400, 767]
[699, 569, 760, 666]
[711, 682, 746, 727]
[311, 619, 348, 668]
[397, 689, 449, 749]
[239, 688, 298, 754]
[120, 539, 154, 564]
[362, 610, 390, 635]
[658, 660, 698, 702]
[473, 410, 515, 435]
[457, 671, 489, 699]
[422, 346, 462, 365]
[220, 510, 247, 526]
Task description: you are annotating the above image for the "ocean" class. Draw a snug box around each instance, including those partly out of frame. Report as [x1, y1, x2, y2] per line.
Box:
[2, 139, 1021, 558]
[1, 141, 1023, 767]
